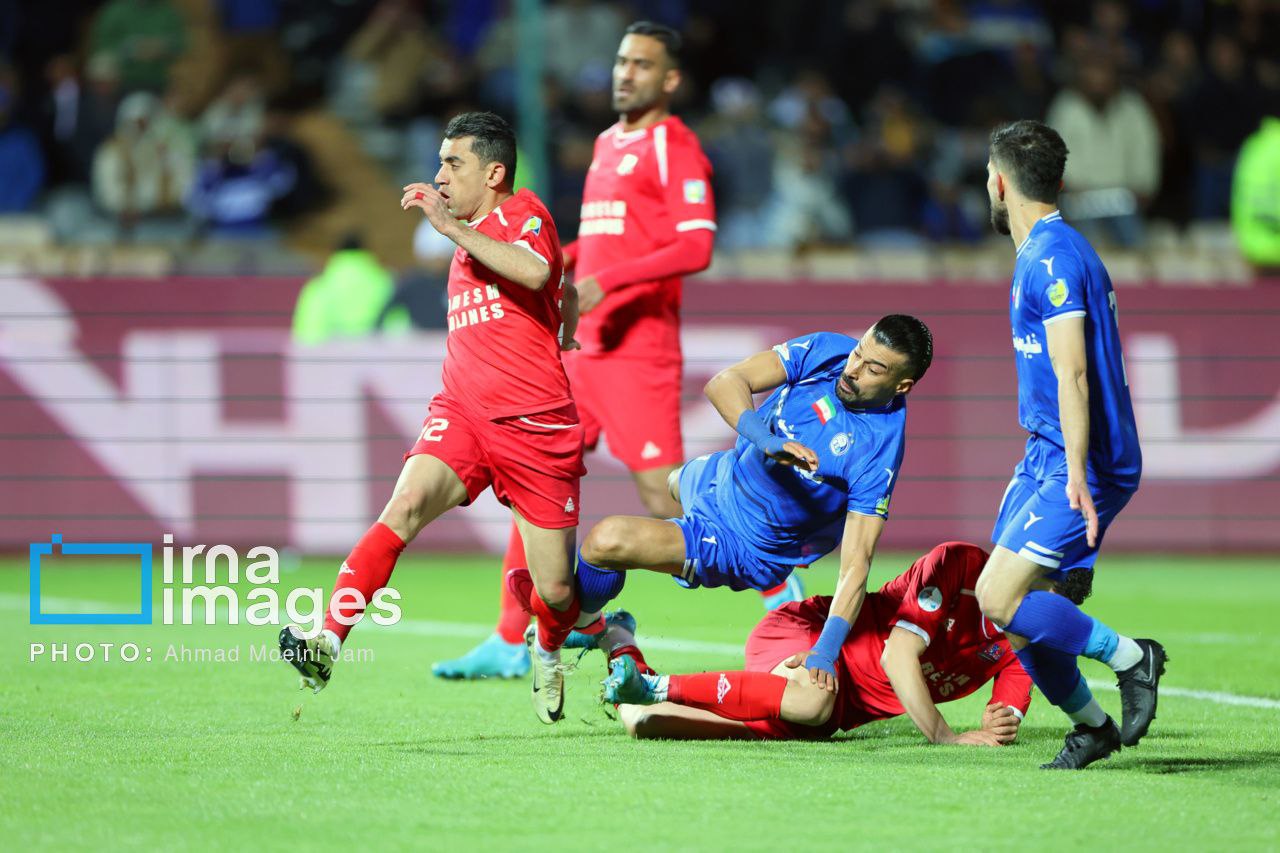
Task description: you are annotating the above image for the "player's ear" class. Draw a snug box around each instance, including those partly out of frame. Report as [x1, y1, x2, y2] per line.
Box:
[487, 161, 506, 190]
[895, 376, 915, 396]
[663, 66, 681, 96]
[996, 172, 1006, 200]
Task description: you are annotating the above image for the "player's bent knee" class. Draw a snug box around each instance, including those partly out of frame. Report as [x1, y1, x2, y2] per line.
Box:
[975, 583, 1017, 627]
[782, 679, 836, 727]
[380, 489, 427, 540]
[581, 517, 633, 566]
[532, 575, 575, 610]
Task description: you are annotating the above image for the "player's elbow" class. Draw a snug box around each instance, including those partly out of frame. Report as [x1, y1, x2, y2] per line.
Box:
[521, 262, 552, 291]
[618, 704, 658, 739]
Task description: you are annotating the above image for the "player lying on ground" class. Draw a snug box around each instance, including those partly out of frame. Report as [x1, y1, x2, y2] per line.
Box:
[601, 541, 1045, 743]
[977, 120, 1165, 769]
[435, 21, 801, 682]
[511, 317, 933, 687]
[279, 111, 587, 724]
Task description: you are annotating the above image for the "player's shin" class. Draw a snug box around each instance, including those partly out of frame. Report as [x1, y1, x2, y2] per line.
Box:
[667, 671, 788, 722]
[528, 585, 581, 653]
[1014, 645, 1107, 727]
[323, 522, 406, 644]
[576, 550, 626, 613]
[1004, 590, 1141, 669]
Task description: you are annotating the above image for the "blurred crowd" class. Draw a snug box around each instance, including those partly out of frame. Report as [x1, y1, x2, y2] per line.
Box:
[1, 0, 1278, 263]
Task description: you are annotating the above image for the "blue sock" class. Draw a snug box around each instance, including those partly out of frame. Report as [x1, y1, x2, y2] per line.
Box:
[576, 551, 625, 614]
[1005, 590, 1120, 662]
[1014, 645, 1093, 712]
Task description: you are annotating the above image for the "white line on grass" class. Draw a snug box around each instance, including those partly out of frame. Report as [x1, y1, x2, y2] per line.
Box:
[5, 593, 1280, 710]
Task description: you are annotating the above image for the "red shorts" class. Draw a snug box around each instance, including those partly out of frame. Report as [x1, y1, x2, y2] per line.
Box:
[564, 352, 684, 472]
[405, 393, 586, 529]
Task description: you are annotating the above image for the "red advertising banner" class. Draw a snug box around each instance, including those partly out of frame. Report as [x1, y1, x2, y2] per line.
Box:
[2, 276, 1276, 553]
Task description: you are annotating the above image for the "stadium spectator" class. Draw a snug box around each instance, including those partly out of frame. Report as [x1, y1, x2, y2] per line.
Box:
[1046, 54, 1160, 246]
[377, 219, 454, 331]
[1185, 32, 1261, 220]
[842, 85, 929, 245]
[0, 63, 45, 212]
[342, 0, 438, 123]
[88, 0, 188, 93]
[1231, 116, 1280, 275]
[292, 234, 403, 344]
[700, 77, 774, 250]
[91, 91, 195, 230]
[198, 74, 265, 163]
[542, 0, 624, 90]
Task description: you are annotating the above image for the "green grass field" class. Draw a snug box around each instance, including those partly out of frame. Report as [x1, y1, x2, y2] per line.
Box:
[3, 552, 1278, 850]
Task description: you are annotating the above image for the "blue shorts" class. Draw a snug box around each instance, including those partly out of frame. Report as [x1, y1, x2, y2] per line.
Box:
[671, 454, 796, 592]
[992, 439, 1136, 580]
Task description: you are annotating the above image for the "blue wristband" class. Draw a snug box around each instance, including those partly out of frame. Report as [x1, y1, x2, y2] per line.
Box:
[735, 410, 787, 456]
[808, 615, 852, 675]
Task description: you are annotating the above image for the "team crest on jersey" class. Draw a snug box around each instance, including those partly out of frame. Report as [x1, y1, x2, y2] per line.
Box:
[1047, 279, 1069, 307]
[683, 179, 708, 204]
[979, 643, 1005, 663]
[521, 216, 543, 236]
[829, 432, 851, 456]
[917, 586, 943, 612]
[616, 154, 639, 175]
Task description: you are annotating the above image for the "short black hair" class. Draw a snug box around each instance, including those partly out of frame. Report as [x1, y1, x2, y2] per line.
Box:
[625, 20, 682, 67]
[872, 314, 933, 382]
[443, 111, 517, 185]
[1053, 568, 1093, 606]
[989, 120, 1069, 203]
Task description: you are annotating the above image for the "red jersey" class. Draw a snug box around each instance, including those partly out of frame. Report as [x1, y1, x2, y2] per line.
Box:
[758, 542, 1032, 734]
[572, 115, 716, 356]
[440, 188, 572, 419]
[840, 541, 1032, 728]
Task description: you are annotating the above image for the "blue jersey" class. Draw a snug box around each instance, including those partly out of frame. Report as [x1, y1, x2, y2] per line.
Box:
[711, 332, 908, 565]
[1011, 212, 1142, 489]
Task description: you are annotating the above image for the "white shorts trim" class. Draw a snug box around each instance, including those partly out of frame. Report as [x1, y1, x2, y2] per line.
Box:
[1017, 547, 1062, 569]
[518, 417, 578, 430]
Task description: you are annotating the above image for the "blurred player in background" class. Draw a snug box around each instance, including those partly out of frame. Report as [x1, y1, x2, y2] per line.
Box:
[434, 21, 802, 681]
[532, 318, 933, 687]
[603, 541, 1033, 745]
[977, 120, 1166, 769]
[280, 112, 585, 725]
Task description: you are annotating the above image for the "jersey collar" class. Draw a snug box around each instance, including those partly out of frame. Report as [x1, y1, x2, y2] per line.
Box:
[1014, 210, 1063, 258]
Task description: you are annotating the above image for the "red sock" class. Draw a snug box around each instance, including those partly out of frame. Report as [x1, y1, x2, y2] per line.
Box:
[667, 671, 787, 721]
[608, 644, 655, 676]
[496, 524, 531, 644]
[760, 581, 789, 598]
[528, 587, 580, 653]
[323, 522, 406, 642]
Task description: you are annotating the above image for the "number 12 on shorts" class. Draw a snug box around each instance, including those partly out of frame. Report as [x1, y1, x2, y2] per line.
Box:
[419, 418, 449, 442]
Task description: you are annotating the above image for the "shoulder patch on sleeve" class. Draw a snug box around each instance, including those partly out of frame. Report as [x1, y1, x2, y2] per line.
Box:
[917, 585, 943, 612]
[1047, 279, 1069, 307]
[521, 216, 543, 236]
[683, 179, 707, 204]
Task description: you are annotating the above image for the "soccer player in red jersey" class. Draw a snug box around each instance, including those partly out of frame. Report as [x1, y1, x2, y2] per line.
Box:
[603, 542, 1042, 744]
[436, 22, 800, 681]
[279, 112, 586, 725]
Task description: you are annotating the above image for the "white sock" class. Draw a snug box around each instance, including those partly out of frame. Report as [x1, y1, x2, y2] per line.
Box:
[1106, 636, 1143, 672]
[533, 635, 559, 666]
[1068, 698, 1108, 728]
[321, 629, 342, 658]
[645, 674, 669, 703]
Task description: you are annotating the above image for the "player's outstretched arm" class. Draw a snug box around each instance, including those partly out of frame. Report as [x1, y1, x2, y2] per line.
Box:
[705, 350, 818, 470]
[785, 512, 882, 692]
[400, 183, 552, 291]
[880, 627, 1003, 746]
[1045, 316, 1098, 546]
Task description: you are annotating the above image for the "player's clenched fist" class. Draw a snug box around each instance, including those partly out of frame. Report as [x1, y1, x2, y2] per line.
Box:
[401, 183, 458, 236]
[981, 700, 1021, 744]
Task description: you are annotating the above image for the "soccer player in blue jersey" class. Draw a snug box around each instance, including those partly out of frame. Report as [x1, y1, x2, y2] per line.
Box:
[507, 315, 932, 690]
[975, 120, 1166, 769]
